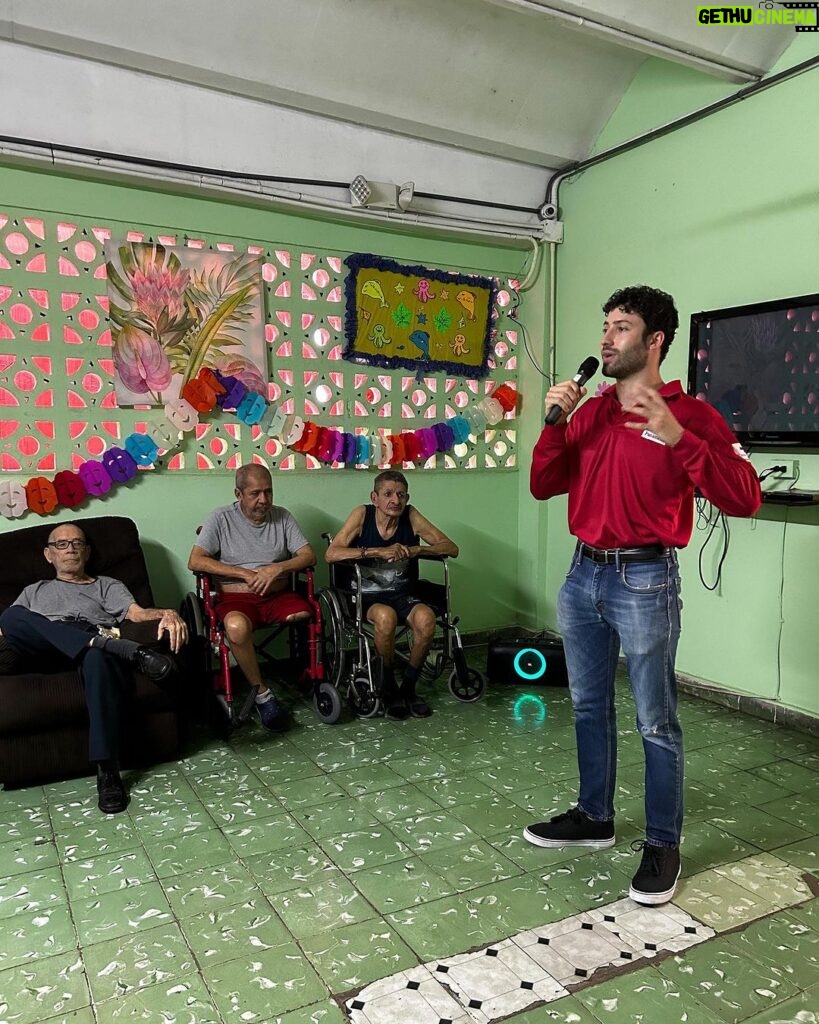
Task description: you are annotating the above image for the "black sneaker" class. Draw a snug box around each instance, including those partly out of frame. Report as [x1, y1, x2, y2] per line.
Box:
[97, 768, 128, 814]
[629, 841, 681, 905]
[523, 807, 615, 849]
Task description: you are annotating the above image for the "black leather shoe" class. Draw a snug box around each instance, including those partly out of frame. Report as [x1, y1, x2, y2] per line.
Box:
[97, 769, 128, 814]
[134, 647, 173, 682]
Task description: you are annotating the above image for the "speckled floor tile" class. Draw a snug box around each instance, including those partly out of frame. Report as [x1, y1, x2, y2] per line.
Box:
[0, 902, 76, 971]
[203, 939, 327, 1021]
[0, 865, 67, 918]
[0, 833, 61, 876]
[72, 879, 173, 947]
[179, 896, 292, 966]
[82, 920, 195, 1003]
[143, 826, 234, 878]
[270, 872, 377, 938]
[0, 803, 51, 843]
[352, 857, 454, 913]
[275, 774, 349, 812]
[54, 817, 142, 863]
[502, 996, 599, 1023]
[95, 973, 222, 1022]
[674, 869, 781, 931]
[268, 1001, 348, 1024]
[301, 917, 418, 991]
[0, 950, 89, 1024]
[423, 838, 521, 893]
[389, 811, 477, 854]
[656, 937, 799, 1024]
[772, 834, 819, 874]
[724, 909, 819, 989]
[223, 811, 312, 858]
[62, 848, 157, 903]
[450, 793, 533, 835]
[331, 763, 407, 797]
[318, 825, 411, 873]
[709, 805, 812, 851]
[162, 861, 263, 917]
[248, 841, 340, 897]
[678, 819, 758, 875]
[712, 853, 813, 908]
[358, 783, 443, 823]
[387, 893, 503, 961]
[291, 801, 383, 841]
[740, 983, 819, 1023]
[575, 966, 720, 1023]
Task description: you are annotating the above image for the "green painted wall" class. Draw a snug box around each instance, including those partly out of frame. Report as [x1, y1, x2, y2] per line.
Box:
[0, 163, 543, 632]
[537, 36, 819, 716]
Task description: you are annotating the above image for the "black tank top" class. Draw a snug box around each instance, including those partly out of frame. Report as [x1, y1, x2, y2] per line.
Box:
[356, 504, 419, 595]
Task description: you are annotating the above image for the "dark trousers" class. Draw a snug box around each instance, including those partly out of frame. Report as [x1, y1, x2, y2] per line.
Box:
[0, 606, 131, 763]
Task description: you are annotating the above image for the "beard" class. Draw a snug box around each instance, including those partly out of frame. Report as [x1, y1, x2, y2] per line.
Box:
[602, 343, 649, 380]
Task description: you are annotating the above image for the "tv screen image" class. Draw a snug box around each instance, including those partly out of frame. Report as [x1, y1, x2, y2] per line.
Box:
[688, 293, 819, 447]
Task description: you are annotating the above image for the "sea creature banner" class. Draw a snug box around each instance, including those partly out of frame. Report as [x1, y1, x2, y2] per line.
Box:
[105, 242, 266, 407]
[343, 253, 496, 378]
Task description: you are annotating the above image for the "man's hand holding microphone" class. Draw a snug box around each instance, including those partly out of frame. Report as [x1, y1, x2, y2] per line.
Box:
[544, 357, 600, 426]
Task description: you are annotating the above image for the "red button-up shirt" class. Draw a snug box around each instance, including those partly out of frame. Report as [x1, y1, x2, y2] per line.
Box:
[530, 381, 762, 550]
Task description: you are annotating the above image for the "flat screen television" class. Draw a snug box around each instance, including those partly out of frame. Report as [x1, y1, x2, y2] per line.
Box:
[688, 292, 819, 447]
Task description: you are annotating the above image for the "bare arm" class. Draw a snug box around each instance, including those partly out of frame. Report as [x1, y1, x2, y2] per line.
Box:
[325, 507, 368, 562]
[188, 545, 257, 586]
[408, 508, 458, 559]
[123, 603, 188, 653]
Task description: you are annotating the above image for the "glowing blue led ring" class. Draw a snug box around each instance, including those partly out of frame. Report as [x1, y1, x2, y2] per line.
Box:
[513, 647, 547, 680]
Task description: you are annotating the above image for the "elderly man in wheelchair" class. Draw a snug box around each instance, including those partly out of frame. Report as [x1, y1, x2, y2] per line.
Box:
[187, 463, 318, 731]
[324, 469, 484, 719]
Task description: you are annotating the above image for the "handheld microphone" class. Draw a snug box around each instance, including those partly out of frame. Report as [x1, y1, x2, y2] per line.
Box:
[544, 356, 600, 425]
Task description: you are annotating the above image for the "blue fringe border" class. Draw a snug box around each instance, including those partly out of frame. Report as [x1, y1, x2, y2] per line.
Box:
[342, 252, 497, 379]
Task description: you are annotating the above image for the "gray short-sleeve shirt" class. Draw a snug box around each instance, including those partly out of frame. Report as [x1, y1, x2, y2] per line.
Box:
[196, 502, 309, 569]
[13, 577, 136, 626]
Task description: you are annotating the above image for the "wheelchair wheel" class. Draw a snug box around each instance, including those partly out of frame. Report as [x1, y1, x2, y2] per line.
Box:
[317, 589, 347, 688]
[349, 673, 381, 719]
[448, 665, 486, 703]
[313, 681, 343, 724]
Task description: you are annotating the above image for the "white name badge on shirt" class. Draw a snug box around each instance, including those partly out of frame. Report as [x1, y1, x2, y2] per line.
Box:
[641, 429, 667, 446]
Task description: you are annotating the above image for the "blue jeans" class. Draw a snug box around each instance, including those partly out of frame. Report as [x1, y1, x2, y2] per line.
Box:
[557, 548, 683, 847]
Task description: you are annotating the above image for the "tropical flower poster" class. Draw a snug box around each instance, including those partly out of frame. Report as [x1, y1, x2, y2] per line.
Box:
[105, 242, 266, 406]
[343, 253, 496, 378]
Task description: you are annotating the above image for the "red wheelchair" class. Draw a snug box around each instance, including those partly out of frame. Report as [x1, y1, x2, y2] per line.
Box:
[181, 568, 342, 727]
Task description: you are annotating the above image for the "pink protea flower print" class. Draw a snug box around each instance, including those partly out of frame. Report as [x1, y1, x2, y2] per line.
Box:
[114, 325, 173, 394]
[216, 355, 267, 395]
[130, 266, 190, 324]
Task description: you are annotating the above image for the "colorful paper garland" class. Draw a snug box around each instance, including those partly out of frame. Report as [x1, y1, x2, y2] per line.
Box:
[0, 370, 518, 520]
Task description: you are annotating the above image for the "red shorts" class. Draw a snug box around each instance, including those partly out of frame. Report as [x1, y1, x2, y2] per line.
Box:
[214, 591, 312, 631]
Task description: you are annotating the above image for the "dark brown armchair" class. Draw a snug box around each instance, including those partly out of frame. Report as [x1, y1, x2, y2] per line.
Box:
[0, 515, 181, 788]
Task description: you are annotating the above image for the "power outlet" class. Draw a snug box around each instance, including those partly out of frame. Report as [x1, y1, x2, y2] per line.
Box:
[778, 459, 800, 481]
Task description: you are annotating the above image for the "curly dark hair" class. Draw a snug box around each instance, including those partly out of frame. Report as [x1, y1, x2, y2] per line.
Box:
[603, 285, 679, 363]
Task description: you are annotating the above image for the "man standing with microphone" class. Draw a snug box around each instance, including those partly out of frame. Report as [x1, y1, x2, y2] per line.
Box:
[525, 285, 761, 905]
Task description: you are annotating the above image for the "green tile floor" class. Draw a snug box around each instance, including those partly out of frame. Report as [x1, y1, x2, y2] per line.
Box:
[1, 649, 817, 1024]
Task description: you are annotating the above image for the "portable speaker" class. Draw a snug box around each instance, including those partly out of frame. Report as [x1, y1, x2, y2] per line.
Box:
[486, 636, 569, 686]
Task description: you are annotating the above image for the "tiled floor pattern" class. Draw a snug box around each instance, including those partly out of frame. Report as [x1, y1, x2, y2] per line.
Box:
[344, 858, 814, 1023]
[0, 651, 817, 1024]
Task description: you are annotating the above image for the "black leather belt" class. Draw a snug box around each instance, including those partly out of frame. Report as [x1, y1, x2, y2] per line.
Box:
[577, 543, 669, 564]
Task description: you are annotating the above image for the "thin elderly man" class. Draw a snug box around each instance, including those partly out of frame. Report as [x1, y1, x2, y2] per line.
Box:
[326, 470, 458, 720]
[188, 464, 316, 732]
[0, 521, 188, 814]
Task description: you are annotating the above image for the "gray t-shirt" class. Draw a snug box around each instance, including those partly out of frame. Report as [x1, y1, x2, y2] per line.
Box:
[196, 502, 309, 570]
[13, 577, 136, 627]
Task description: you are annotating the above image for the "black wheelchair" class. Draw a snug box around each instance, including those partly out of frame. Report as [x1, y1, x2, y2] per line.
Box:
[180, 567, 342, 728]
[317, 532, 485, 718]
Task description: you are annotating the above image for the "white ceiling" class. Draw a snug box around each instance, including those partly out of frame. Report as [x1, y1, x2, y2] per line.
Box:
[0, 0, 797, 233]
